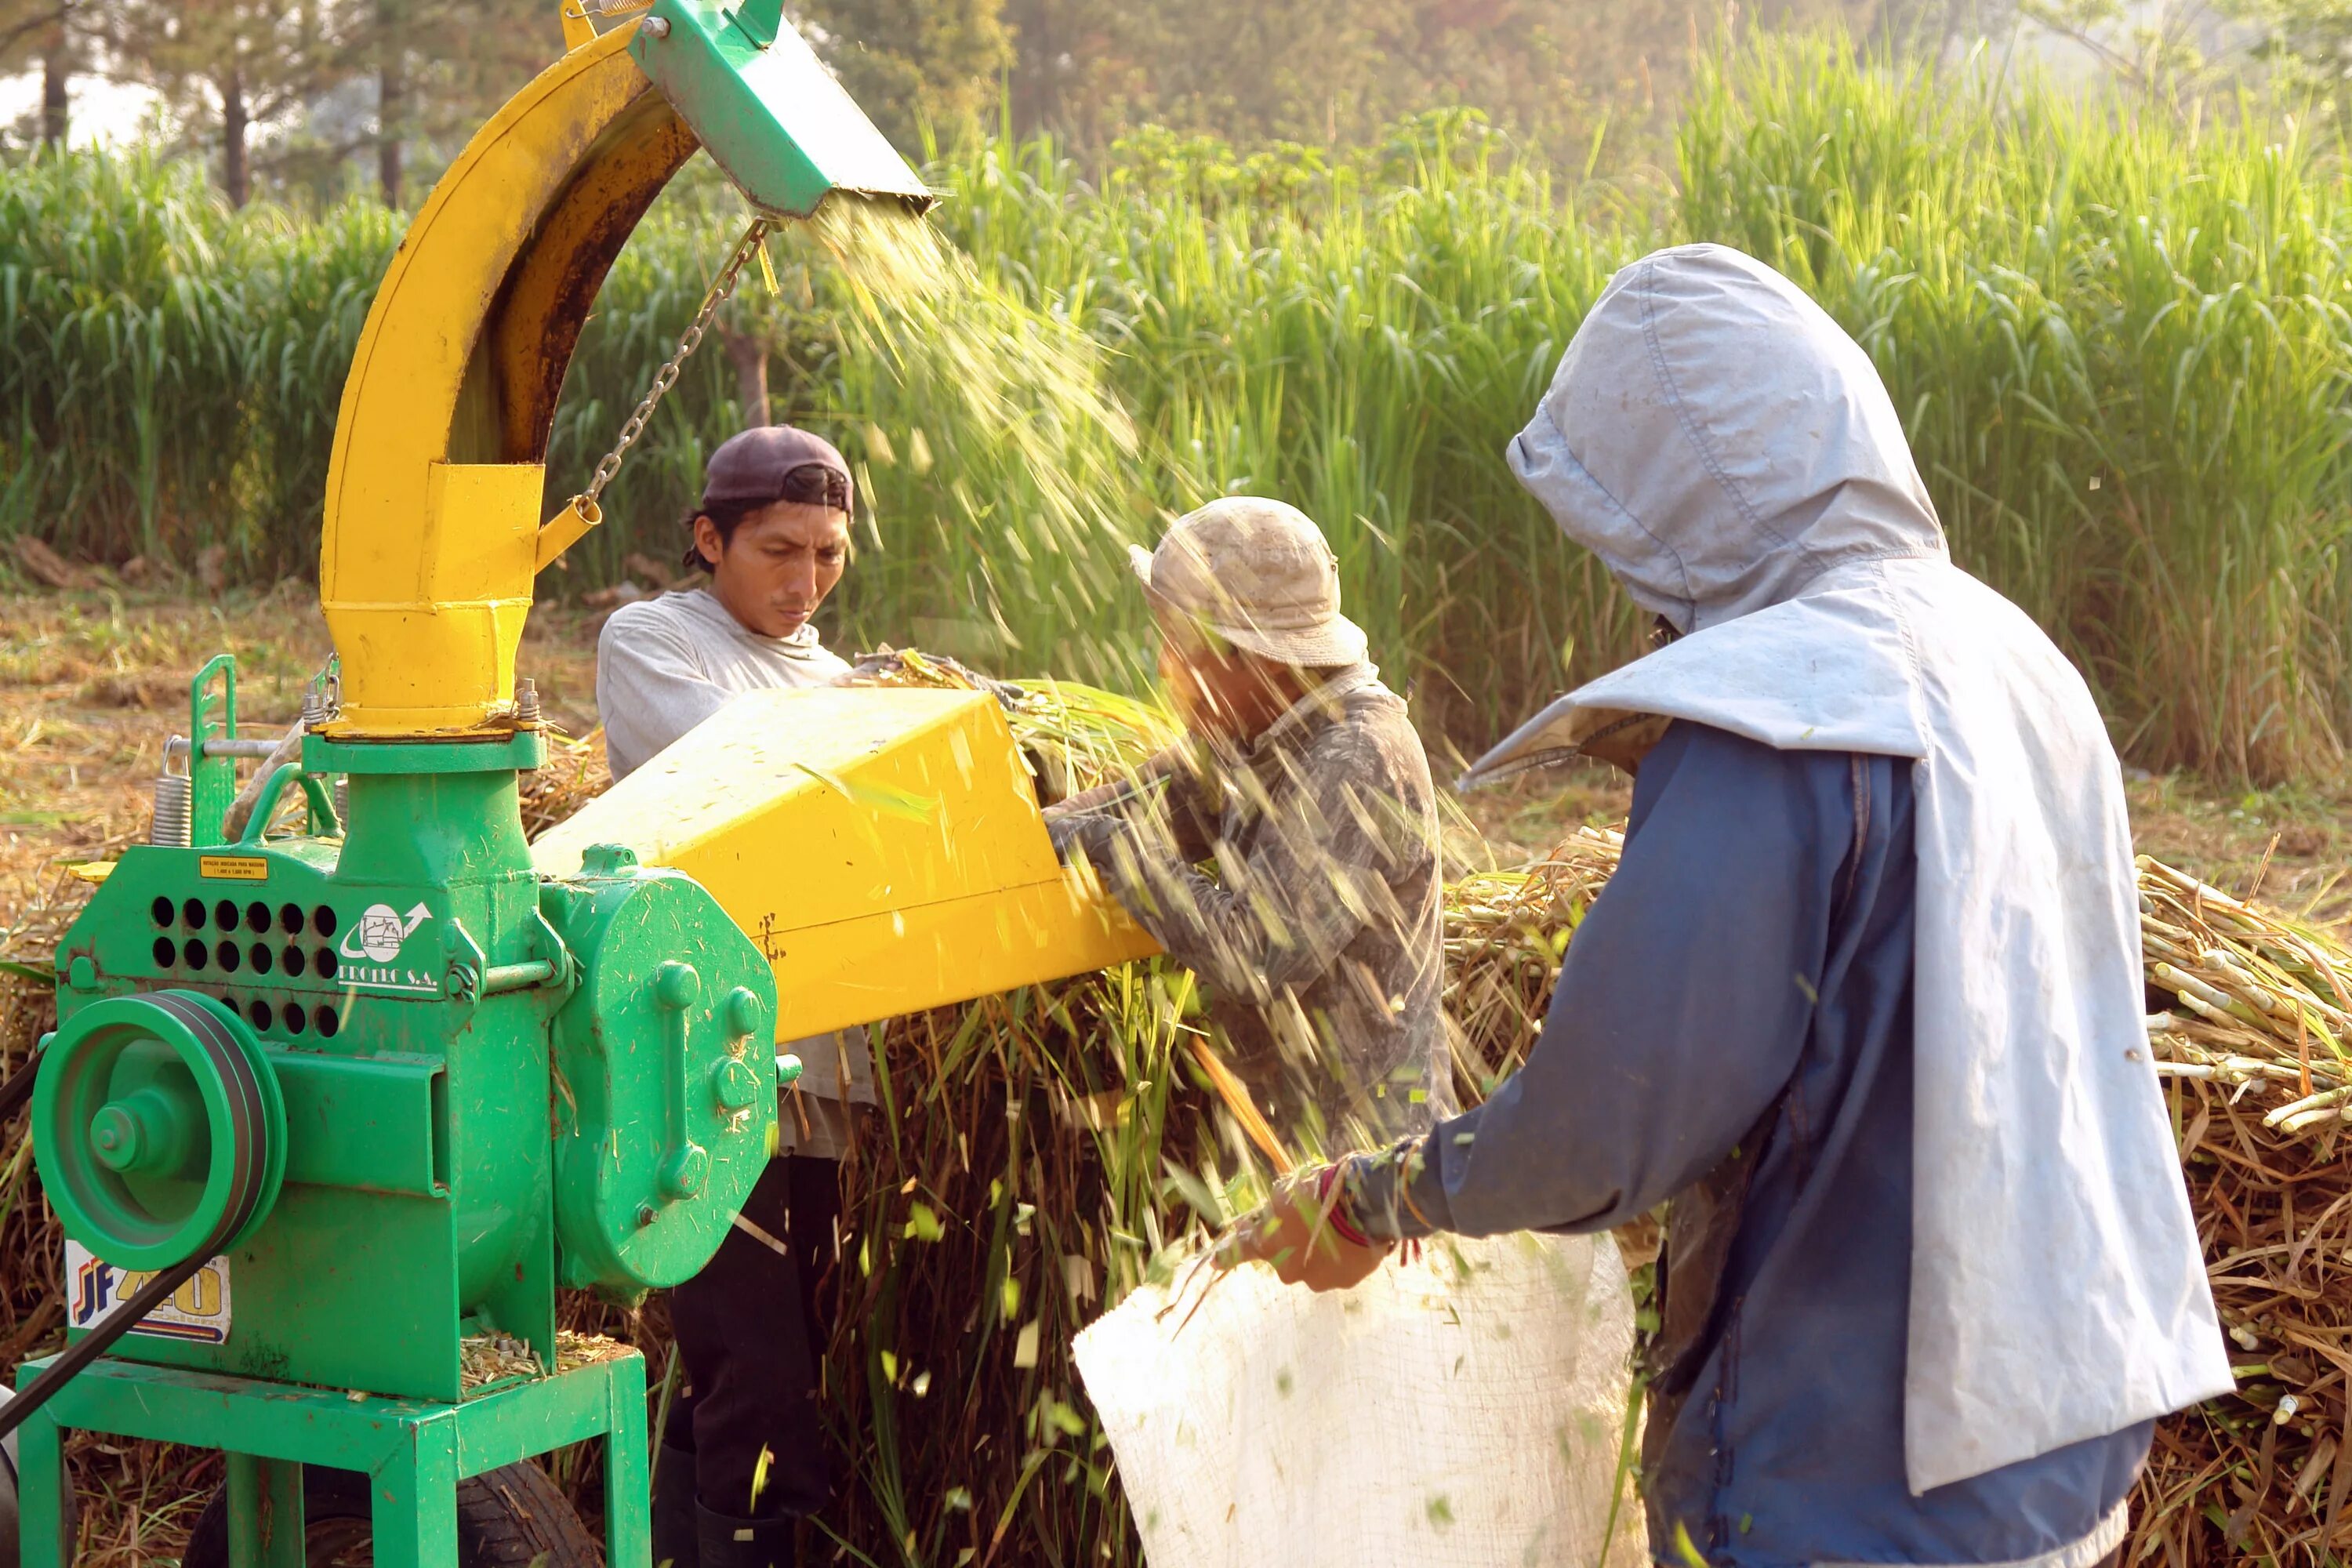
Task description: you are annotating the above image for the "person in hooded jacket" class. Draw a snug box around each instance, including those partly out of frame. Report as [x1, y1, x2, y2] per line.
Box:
[1224, 245, 2232, 1566]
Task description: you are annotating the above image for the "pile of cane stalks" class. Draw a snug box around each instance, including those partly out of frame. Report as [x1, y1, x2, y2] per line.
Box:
[2, 655, 2348, 1565]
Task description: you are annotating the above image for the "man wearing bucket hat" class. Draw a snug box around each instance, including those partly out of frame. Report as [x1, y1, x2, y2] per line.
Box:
[1044, 496, 1457, 1152]
[597, 423, 869, 1568]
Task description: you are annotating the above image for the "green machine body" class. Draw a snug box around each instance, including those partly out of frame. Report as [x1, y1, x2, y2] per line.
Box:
[31, 667, 777, 1406]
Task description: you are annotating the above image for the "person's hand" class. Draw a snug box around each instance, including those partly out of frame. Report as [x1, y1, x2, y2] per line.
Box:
[1219, 1174, 1387, 1294]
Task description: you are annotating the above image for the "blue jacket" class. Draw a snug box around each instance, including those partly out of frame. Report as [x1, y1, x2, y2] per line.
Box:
[1359, 721, 2147, 1565]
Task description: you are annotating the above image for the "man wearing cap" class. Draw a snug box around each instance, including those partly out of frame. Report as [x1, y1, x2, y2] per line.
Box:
[1044, 497, 1457, 1154]
[597, 424, 868, 1568]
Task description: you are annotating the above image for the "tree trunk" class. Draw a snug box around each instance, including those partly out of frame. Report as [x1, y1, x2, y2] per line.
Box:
[220, 68, 249, 207]
[377, 63, 404, 205]
[40, 48, 67, 146]
[719, 323, 771, 426]
[376, 0, 405, 206]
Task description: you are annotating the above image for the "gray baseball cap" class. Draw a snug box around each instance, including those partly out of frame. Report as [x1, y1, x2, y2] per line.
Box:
[1127, 497, 1369, 667]
[701, 424, 854, 514]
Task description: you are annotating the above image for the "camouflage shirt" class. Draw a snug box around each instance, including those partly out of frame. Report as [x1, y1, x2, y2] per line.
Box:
[1057, 666, 1457, 1152]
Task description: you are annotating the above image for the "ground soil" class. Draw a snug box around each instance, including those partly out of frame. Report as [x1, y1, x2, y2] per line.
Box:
[4, 586, 2347, 932]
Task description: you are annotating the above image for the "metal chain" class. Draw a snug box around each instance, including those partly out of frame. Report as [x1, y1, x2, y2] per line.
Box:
[578, 216, 772, 510]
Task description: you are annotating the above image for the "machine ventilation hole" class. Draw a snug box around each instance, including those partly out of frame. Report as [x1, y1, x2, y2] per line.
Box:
[182, 939, 208, 970]
[215, 941, 241, 973]
[248, 998, 272, 1030]
[311, 906, 337, 938]
[151, 897, 175, 927]
[152, 937, 175, 968]
[212, 899, 238, 931]
[183, 898, 207, 931]
[245, 902, 271, 933]
[314, 949, 338, 980]
[313, 1006, 339, 1039]
[282, 1003, 307, 1036]
[279, 903, 303, 935]
[281, 945, 303, 976]
[250, 943, 274, 975]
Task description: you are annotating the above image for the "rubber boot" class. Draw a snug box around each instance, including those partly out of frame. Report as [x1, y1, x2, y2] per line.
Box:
[695, 1503, 797, 1568]
[652, 1446, 699, 1568]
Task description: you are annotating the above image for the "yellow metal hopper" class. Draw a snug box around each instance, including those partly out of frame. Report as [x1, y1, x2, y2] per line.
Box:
[532, 686, 1161, 1040]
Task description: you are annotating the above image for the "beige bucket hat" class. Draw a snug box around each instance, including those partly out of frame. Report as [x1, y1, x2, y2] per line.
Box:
[1127, 497, 1370, 667]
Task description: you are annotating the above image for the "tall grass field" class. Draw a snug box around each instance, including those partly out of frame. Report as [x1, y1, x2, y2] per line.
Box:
[2, 36, 2347, 781]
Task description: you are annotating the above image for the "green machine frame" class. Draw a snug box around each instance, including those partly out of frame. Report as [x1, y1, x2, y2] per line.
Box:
[14, 1355, 648, 1568]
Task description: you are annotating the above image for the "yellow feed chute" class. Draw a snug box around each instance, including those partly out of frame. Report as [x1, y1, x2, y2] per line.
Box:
[321, 25, 695, 736]
[529, 688, 1162, 1036]
[318, 1, 935, 737]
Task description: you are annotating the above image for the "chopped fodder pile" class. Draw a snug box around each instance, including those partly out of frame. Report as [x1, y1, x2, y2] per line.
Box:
[1, 666, 2347, 1563]
[2135, 860, 2352, 1563]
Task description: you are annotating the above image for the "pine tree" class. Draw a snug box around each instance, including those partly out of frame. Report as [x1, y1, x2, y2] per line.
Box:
[346, 0, 558, 205]
[99, 0, 352, 203]
[0, 0, 82, 146]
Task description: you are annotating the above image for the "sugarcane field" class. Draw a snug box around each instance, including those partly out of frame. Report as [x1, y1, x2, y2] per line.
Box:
[5, 3, 2352, 1567]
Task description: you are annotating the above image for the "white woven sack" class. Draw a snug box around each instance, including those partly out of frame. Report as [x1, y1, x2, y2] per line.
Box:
[1073, 1230, 1646, 1568]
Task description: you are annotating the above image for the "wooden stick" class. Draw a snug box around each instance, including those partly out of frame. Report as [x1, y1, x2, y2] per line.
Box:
[1185, 1036, 1293, 1174]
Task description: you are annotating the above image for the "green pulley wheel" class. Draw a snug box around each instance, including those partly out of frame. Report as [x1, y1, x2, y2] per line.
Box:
[31, 991, 286, 1271]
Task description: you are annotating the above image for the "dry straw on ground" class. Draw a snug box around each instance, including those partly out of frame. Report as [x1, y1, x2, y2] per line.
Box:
[2, 670, 2348, 1563]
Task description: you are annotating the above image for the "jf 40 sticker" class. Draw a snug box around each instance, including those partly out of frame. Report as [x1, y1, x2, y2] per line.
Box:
[65, 1240, 232, 1344]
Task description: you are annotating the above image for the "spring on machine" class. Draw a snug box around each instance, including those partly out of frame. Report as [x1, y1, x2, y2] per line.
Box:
[150, 773, 193, 848]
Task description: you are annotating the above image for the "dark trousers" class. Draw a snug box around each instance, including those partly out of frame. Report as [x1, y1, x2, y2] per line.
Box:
[668, 1155, 840, 1520]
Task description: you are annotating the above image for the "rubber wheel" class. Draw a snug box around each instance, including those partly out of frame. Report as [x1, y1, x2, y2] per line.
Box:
[183, 1461, 603, 1567]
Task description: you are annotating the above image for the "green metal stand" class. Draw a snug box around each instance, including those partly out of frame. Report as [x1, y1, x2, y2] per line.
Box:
[13, 1351, 648, 1568]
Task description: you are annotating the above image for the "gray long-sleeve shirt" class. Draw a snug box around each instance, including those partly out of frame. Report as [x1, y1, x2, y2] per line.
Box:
[1353, 721, 2146, 1566]
[597, 587, 850, 779]
[594, 585, 869, 1160]
[1058, 668, 1457, 1153]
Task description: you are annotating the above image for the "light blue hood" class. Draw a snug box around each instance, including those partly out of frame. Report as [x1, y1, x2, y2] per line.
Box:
[1507, 243, 1947, 634]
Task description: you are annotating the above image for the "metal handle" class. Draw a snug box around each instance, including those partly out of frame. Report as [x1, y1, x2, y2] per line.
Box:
[234, 765, 343, 844]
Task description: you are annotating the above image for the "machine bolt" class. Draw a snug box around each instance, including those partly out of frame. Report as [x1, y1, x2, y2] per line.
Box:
[654, 961, 701, 1011]
[301, 687, 328, 728]
[515, 677, 543, 726]
[85, 1086, 197, 1178]
[662, 1144, 708, 1199]
[641, 14, 669, 36]
[723, 986, 763, 1040]
[711, 1058, 761, 1112]
[90, 1105, 145, 1172]
[637, 1203, 659, 1228]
